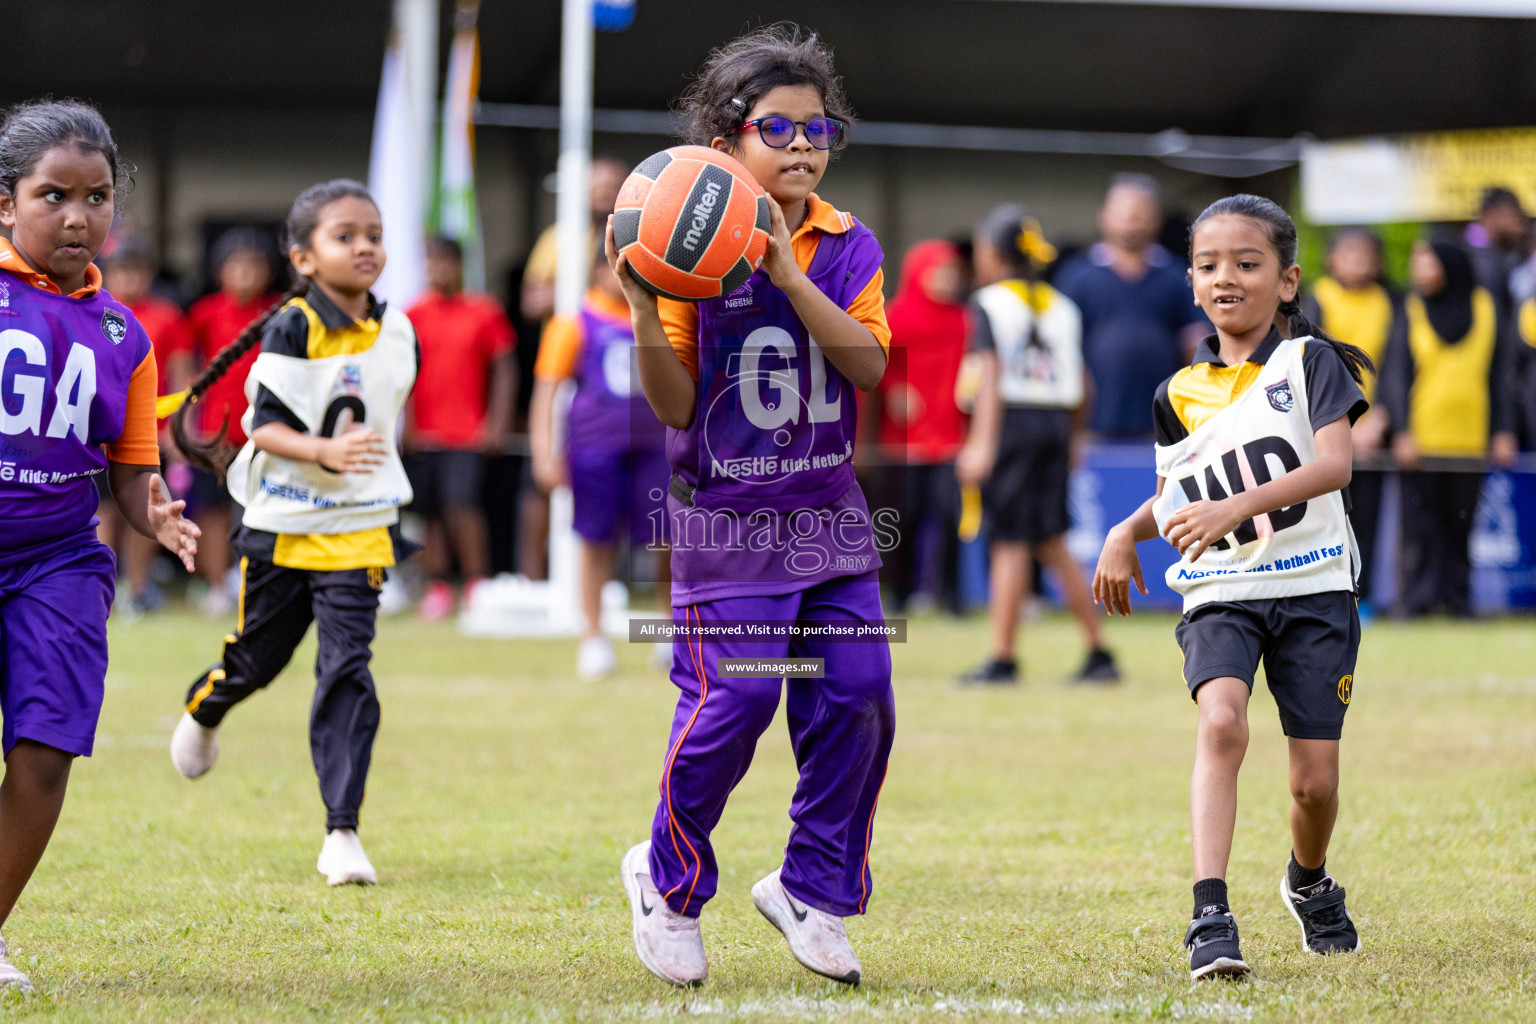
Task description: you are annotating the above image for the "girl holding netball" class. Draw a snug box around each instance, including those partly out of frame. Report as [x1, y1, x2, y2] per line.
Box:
[0, 99, 199, 991]
[607, 25, 893, 987]
[1094, 195, 1370, 979]
[168, 179, 417, 887]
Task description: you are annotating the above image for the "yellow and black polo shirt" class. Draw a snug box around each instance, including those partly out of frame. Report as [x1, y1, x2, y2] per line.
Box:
[1153, 328, 1367, 447]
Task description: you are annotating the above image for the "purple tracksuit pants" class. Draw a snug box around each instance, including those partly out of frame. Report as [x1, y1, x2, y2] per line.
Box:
[648, 573, 895, 919]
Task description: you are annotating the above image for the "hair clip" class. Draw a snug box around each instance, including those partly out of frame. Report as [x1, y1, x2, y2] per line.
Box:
[729, 97, 747, 112]
[1016, 217, 1058, 267]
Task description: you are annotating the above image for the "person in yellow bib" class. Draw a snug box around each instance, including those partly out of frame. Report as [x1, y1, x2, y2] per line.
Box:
[1304, 229, 1399, 611]
[1518, 296, 1536, 448]
[1380, 239, 1518, 617]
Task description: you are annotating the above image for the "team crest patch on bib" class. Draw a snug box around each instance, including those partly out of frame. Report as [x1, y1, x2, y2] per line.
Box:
[101, 308, 127, 345]
[1265, 379, 1294, 413]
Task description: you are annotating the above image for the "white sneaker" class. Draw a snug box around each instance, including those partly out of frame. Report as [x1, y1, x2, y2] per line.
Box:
[0, 936, 32, 993]
[620, 840, 707, 986]
[751, 867, 861, 985]
[199, 585, 236, 619]
[576, 635, 617, 681]
[170, 712, 219, 779]
[316, 828, 377, 886]
[651, 640, 674, 672]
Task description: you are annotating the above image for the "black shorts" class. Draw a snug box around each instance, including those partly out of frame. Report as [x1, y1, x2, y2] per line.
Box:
[1176, 591, 1359, 740]
[405, 450, 485, 517]
[983, 406, 1071, 543]
[189, 466, 232, 512]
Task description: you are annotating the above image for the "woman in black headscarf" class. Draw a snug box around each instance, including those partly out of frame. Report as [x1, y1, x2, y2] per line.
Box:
[1381, 238, 1518, 616]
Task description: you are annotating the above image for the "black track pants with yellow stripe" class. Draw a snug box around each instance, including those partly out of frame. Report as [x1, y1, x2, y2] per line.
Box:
[184, 557, 386, 830]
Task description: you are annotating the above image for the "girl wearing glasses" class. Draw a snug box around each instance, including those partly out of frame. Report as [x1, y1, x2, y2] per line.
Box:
[606, 24, 894, 988]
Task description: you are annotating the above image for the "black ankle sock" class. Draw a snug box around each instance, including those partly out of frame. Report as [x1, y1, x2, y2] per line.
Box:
[1288, 853, 1327, 890]
[1193, 877, 1228, 918]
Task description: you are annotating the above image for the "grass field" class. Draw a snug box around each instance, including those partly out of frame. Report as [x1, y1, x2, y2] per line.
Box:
[0, 605, 1532, 1021]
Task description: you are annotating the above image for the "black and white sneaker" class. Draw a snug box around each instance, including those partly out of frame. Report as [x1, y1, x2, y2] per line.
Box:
[1071, 648, 1120, 684]
[1184, 910, 1251, 980]
[958, 658, 1018, 686]
[1280, 869, 1361, 954]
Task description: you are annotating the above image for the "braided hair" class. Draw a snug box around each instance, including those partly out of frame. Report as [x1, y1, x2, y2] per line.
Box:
[170, 179, 375, 478]
[1190, 194, 1374, 386]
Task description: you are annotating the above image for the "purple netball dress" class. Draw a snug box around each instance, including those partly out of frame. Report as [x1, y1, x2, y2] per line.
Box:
[0, 252, 156, 756]
[565, 298, 669, 547]
[647, 198, 895, 920]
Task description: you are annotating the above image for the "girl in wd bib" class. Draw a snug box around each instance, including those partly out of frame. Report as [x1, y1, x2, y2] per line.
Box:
[0, 99, 199, 993]
[167, 180, 417, 886]
[606, 25, 893, 987]
[1092, 195, 1372, 981]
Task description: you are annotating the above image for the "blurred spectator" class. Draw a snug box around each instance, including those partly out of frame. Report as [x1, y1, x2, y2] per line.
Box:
[184, 229, 279, 616]
[1517, 292, 1536, 449]
[1305, 228, 1398, 610]
[1053, 174, 1207, 439]
[405, 236, 518, 620]
[516, 156, 628, 582]
[97, 238, 193, 614]
[1382, 239, 1518, 617]
[957, 206, 1118, 685]
[520, 156, 628, 325]
[530, 247, 669, 679]
[877, 240, 971, 614]
[1465, 186, 1527, 316]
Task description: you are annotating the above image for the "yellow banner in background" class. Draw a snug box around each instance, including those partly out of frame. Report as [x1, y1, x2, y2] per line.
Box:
[1302, 127, 1536, 225]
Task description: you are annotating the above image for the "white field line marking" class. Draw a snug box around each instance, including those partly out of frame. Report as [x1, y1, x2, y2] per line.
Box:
[613, 993, 1255, 1019]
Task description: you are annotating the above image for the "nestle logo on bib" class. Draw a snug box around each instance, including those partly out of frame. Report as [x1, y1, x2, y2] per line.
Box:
[1265, 379, 1294, 413]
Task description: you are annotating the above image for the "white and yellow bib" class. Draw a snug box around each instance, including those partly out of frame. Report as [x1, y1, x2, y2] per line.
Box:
[1153, 337, 1357, 610]
[228, 306, 416, 535]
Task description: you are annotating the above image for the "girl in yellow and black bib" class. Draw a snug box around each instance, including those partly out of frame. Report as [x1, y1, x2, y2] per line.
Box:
[1380, 239, 1517, 617]
[1094, 194, 1372, 980]
[166, 180, 418, 886]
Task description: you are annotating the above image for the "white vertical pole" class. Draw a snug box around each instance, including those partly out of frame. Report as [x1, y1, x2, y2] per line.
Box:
[555, 0, 594, 316]
[548, 0, 596, 629]
[401, 0, 439, 210]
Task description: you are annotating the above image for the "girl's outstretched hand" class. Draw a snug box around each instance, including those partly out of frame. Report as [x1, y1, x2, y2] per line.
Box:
[605, 216, 659, 316]
[759, 195, 802, 289]
[317, 426, 387, 474]
[1092, 523, 1146, 616]
[147, 473, 200, 572]
[1162, 498, 1244, 562]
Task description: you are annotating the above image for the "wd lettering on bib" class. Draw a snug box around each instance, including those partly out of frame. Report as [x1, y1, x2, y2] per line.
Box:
[1152, 337, 1358, 610]
[1173, 435, 1306, 550]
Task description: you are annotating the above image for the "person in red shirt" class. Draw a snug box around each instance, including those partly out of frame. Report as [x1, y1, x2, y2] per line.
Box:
[183, 229, 279, 616]
[404, 236, 517, 619]
[877, 240, 971, 614]
[95, 238, 194, 614]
